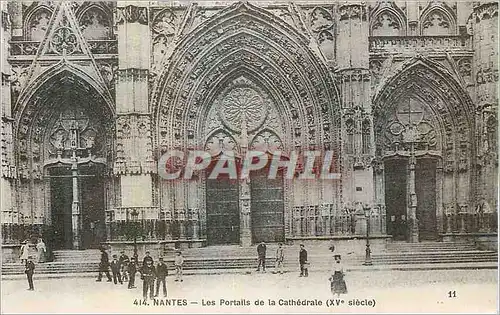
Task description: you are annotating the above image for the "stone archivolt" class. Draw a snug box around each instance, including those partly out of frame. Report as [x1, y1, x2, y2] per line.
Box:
[373, 56, 474, 171]
[152, 2, 340, 157]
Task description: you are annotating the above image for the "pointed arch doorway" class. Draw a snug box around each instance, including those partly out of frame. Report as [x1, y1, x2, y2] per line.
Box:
[384, 156, 438, 241]
[15, 69, 114, 250]
[374, 58, 474, 243]
[378, 96, 443, 242]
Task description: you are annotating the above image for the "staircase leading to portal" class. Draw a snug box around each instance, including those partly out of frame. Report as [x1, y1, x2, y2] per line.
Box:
[1, 249, 101, 275]
[1, 241, 497, 276]
[375, 241, 497, 265]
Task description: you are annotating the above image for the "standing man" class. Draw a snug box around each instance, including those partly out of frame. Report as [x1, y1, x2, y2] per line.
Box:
[299, 244, 308, 277]
[256, 241, 266, 272]
[174, 251, 184, 282]
[155, 257, 168, 297]
[110, 255, 123, 284]
[127, 257, 137, 289]
[96, 247, 112, 282]
[142, 251, 154, 268]
[275, 243, 284, 274]
[141, 259, 156, 300]
[25, 255, 35, 291]
[119, 250, 130, 282]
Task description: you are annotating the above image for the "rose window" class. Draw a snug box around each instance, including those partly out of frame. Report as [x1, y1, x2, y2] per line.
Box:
[218, 87, 268, 133]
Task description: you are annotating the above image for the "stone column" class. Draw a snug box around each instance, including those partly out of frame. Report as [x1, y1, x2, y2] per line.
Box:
[71, 152, 81, 249]
[471, 2, 498, 223]
[372, 159, 385, 235]
[337, 3, 374, 218]
[407, 150, 419, 243]
[115, 3, 156, 231]
[240, 179, 252, 247]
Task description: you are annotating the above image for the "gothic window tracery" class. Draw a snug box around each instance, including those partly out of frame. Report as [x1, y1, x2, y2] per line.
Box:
[381, 98, 439, 153]
[151, 8, 180, 70]
[46, 106, 108, 160]
[79, 6, 112, 40]
[250, 130, 284, 153]
[28, 8, 52, 41]
[205, 131, 238, 156]
[421, 9, 455, 36]
[371, 11, 402, 36]
[308, 7, 335, 60]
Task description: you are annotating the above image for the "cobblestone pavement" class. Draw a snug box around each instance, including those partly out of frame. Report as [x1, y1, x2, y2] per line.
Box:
[1, 269, 497, 314]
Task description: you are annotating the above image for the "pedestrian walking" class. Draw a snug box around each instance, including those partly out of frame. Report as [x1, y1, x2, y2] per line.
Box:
[142, 251, 154, 268]
[19, 240, 29, 264]
[119, 250, 130, 282]
[155, 257, 168, 297]
[36, 238, 47, 263]
[275, 243, 284, 274]
[256, 241, 266, 272]
[141, 259, 156, 300]
[299, 244, 308, 277]
[25, 255, 35, 291]
[174, 251, 184, 282]
[110, 255, 123, 284]
[96, 247, 112, 282]
[329, 255, 347, 297]
[128, 257, 137, 289]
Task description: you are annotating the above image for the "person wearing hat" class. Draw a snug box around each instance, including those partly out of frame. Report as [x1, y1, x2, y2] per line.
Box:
[110, 254, 122, 284]
[25, 255, 35, 291]
[140, 259, 156, 300]
[329, 254, 347, 297]
[155, 257, 168, 297]
[96, 247, 112, 282]
[19, 240, 30, 265]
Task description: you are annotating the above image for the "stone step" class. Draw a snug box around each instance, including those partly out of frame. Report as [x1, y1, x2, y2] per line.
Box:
[3, 255, 497, 275]
[372, 250, 496, 257]
[386, 242, 473, 247]
[4, 241, 496, 276]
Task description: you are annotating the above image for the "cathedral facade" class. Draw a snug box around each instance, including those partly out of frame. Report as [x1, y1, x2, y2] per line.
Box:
[1, 1, 497, 254]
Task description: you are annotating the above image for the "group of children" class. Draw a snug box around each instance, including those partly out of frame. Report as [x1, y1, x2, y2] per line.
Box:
[97, 248, 185, 300]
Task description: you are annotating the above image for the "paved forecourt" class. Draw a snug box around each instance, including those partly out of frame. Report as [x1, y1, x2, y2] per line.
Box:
[1, 269, 497, 314]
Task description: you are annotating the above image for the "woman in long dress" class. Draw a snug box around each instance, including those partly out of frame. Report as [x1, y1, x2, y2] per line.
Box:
[19, 240, 30, 264]
[329, 254, 347, 297]
[36, 238, 47, 263]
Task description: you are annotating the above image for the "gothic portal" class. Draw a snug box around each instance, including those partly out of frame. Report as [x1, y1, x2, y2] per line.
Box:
[1, 1, 497, 255]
